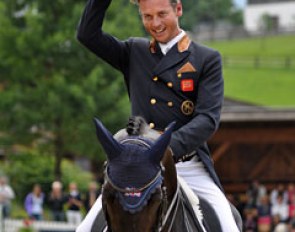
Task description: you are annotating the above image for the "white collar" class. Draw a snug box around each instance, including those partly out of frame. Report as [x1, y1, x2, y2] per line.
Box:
[159, 30, 185, 55]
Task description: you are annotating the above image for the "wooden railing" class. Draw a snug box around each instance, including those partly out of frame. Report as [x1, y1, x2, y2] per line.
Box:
[222, 56, 295, 69]
[3, 219, 76, 232]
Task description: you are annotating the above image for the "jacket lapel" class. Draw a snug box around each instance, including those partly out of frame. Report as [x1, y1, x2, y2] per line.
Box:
[150, 34, 192, 75]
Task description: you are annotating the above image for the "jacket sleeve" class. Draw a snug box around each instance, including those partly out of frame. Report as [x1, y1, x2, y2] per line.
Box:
[170, 51, 223, 161]
[76, 0, 130, 73]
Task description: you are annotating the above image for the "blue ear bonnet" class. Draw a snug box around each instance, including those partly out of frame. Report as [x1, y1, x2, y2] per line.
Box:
[107, 139, 160, 188]
[93, 118, 175, 214]
[107, 138, 163, 213]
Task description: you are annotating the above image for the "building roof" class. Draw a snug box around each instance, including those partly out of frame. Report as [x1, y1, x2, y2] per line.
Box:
[248, 0, 295, 5]
[221, 98, 295, 122]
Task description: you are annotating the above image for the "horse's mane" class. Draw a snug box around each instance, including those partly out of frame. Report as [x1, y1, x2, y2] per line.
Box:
[114, 116, 161, 142]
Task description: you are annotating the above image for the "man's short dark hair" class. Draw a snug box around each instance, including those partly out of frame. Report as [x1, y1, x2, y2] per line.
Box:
[130, 0, 179, 5]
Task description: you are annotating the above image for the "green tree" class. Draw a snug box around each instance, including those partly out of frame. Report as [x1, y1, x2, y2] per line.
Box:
[0, 0, 143, 180]
[181, 0, 236, 31]
[0, 152, 93, 201]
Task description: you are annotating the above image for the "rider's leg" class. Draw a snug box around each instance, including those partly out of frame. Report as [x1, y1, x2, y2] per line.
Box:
[176, 157, 240, 232]
[76, 195, 102, 232]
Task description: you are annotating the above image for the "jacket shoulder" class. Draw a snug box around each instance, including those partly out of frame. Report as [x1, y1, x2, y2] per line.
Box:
[190, 41, 221, 57]
[128, 37, 150, 50]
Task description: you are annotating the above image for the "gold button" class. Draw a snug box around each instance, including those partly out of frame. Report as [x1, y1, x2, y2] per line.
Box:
[177, 73, 182, 78]
[167, 82, 173, 88]
[150, 98, 156, 104]
[149, 123, 155, 129]
[153, 76, 158, 81]
[167, 102, 173, 107]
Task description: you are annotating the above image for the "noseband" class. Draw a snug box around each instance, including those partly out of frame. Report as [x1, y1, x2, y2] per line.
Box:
[103, 138, 179, 232]
[104, 166, 162, 195]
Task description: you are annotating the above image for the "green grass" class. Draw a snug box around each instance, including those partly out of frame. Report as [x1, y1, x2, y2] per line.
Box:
[223, 67, 295, 107]
[205, 34, 295, 57]
[203, 34, 295, 107]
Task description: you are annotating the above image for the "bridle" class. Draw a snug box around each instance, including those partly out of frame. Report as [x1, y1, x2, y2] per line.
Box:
[103, 137, 179, 232]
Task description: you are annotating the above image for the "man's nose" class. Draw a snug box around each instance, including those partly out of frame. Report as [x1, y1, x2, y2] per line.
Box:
[151, 17, 161, 28]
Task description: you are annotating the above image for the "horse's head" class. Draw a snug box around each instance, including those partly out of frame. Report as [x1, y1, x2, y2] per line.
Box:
[94, 117, 177, 232]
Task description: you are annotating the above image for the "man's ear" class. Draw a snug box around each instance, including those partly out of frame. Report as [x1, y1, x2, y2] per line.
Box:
[175, 2, 183, 17]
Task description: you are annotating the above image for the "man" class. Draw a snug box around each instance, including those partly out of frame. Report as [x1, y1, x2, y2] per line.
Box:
[48, 181, 66, 221]
[76, 0, 240, 231]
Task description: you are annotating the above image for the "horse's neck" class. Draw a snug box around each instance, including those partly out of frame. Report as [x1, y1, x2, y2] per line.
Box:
[161, 150, 178, 202]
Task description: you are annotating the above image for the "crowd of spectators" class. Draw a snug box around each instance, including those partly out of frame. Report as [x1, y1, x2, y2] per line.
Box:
[0, 175, 102, 226]
[229, 180, 295, 232]
[2, 173, 295, 231]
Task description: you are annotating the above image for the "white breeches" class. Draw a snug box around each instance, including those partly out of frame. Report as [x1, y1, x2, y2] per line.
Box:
[76, 158, 239, 232]
[176, 158, 239, 232]
[76, 195, 102, 232]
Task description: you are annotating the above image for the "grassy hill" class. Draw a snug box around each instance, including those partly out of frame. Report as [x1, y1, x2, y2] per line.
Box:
[204, 34, 295, 107]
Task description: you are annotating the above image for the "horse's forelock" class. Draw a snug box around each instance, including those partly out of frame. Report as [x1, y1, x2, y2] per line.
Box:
[114, 128, 160, 142]
[126, 116, 147, 136]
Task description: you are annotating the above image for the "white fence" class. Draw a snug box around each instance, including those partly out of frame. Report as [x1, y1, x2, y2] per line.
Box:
[2, 219, 76, 232]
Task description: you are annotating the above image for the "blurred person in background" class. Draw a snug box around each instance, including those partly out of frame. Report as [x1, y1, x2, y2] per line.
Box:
[0, 176, 15, 218]
[65, 182, 83, 225]
[24, 184, 45, 220]
[270, 184, 288, 206]
[48, 181, 66, 221]
[83, 181, 100, 212]
[289, 220, 295, 232]
[246, 179, 267, 208]
[271, 193, 289, 223]
[257, 195, 272, 232]
[243, 208, 257, 232]
[287, 182, 295, 204]
[272, 214, 288, 232]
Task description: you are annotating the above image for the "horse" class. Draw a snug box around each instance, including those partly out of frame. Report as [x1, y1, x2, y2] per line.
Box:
[91, 116, 241, 232]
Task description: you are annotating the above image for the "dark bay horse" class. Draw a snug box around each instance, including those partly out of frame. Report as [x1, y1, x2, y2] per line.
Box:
[92, 117, 226, 232]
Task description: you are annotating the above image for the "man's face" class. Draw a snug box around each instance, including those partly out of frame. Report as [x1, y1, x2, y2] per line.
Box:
[139, 0, 182, 44]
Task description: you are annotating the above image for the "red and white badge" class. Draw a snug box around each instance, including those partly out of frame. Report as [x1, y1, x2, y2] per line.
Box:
[181, 79, 194, 92]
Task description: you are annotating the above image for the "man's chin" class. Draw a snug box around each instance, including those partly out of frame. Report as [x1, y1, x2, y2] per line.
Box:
[153, 36, 168, 44]
[150, 32, 168, 43]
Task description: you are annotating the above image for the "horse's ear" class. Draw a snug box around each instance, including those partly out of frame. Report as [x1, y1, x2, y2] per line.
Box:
[93, 118, 124, 161]
[149, 121, 176, 163]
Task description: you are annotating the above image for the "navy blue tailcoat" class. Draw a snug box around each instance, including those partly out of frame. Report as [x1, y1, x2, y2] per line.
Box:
[77, 0, 224, 190]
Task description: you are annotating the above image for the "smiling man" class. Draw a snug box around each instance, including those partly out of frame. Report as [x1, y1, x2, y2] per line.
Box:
[139, 0, 182, 43]
[76, 0, 240, 231]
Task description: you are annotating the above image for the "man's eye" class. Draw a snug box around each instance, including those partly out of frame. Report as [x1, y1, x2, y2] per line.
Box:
[144, 15, 152, 21]
[159, 12, 167, 17]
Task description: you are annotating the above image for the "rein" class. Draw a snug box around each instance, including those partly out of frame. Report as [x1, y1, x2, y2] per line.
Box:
[159, 182, 180, 232]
